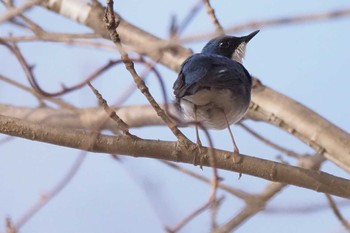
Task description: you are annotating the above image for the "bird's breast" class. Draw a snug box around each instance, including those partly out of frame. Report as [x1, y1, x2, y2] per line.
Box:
[180, 88, 250, 129]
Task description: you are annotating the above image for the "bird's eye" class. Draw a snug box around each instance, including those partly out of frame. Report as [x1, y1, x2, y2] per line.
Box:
[219, 41, 229, 48]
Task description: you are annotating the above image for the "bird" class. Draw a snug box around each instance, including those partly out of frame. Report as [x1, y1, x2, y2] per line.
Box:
[173, 30, 259, 162]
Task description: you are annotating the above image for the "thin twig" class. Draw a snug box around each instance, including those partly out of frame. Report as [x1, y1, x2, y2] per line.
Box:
[200, 128, 219, 202]
[181, 8, 350, 42]
[0, 74, 73, 108]
[0, 39, 41, 95]
[325, 194, 350, 231]
[1, 37, 118, 98]
[202, 0, 224, 35]
[2, 34, 115, 51]
[0, 43, 153, 98]
[169, 0, 203, 37]
[87, 82, 133, 136]
[210, 196, 224, 230]
[29, 60, 120, 97]
[162, 161, 251, 200]
[13, 153, 86, 230]
[165, 198, 217, 233]
[113, 57, 166, 107]
[213, 182, 286, 233]
[265, 199, 350, 214]
[0, 0, 43, 24]
[103, 0, 188, 142]
[6, 217, 16, 233]
[2, 32, 101, 41]
[239, 122, 301, 158]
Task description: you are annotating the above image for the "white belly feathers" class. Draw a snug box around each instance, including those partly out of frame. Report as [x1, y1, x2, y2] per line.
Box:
[179, 88, 249, 129]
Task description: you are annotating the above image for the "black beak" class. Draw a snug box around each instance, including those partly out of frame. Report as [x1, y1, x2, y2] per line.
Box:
[241, 30, 260, 43]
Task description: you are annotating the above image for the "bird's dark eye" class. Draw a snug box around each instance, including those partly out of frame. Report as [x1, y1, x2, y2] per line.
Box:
[219, 41, 229, 48]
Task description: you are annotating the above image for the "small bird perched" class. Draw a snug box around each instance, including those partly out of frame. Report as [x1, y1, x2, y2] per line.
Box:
[173, 30, 259, 161]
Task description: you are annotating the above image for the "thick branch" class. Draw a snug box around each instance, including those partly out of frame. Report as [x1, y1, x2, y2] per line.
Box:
[1, 114, 350, 199]
[0, 104, 168, 132]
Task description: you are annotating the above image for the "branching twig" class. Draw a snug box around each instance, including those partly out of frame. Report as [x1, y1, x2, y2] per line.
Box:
[30, 59, 119, 97]
[0, 42, 158, 98]
[0, 40, 42, 95]
[103, 0, 187, 142]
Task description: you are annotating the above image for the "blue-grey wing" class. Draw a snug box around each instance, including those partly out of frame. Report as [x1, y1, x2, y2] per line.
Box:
[173, 53, 251, 98]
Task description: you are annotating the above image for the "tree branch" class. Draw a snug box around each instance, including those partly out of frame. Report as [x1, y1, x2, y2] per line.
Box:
[1, 114, 350, 199]
[0, 0, 43, 23]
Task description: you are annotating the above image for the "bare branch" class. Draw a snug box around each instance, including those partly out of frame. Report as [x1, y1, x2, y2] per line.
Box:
[181, 8, 350, 43]
[2, 33, 115, 50]
[0, 0, 43, 24]
[325, 194, 350, 231]
[5, 217, 17, 233]
[0, 74, 73, 108]
[239, 122, 301, 159]
[166, 199, 215, 233]
[265, 199, 350, 214]
[13, 153, 86, 230]
[0, 104, 169, 131]
[1, 114, 350, 199]
[169, 0, 203, 37]
[162, 161, 251, 200]
[103, 0, 188, 142]
[87, 82, 132, 136]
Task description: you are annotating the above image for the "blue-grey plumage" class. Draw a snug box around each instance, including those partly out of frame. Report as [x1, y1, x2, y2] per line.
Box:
[173, 30, 259, 130]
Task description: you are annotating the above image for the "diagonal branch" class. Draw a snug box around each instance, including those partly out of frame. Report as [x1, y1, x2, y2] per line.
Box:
[1, 114, 350, 199]
[103, 0, 188, 142]
[0, 0, 43, 23]
[202, 0, 224, 35]
[181, 8, 350, 42]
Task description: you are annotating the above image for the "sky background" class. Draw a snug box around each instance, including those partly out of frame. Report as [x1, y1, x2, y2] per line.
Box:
[1, 0, 350, 232]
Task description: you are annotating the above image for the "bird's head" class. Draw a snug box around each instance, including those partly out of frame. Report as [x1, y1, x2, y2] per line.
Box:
[201, 30, 259, 63]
